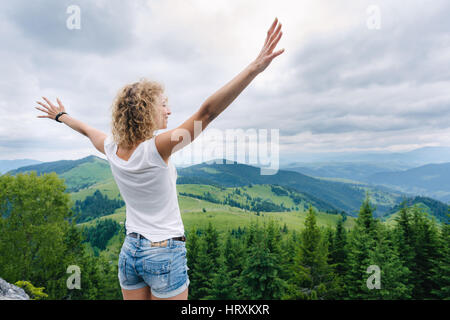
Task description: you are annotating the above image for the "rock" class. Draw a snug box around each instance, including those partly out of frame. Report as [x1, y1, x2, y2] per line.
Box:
[0, 278, 30, 300]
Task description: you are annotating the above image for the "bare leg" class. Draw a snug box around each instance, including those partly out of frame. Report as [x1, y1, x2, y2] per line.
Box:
[150, 287, 188, 300]
[121, 286, 151, 300]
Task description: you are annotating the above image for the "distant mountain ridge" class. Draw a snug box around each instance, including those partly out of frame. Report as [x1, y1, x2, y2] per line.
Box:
[6, 155, 100, 176]
[366, 162, 450, 190]
[177, 159, 403, 216]
[7, 155, 111, 192]
[281, 162, 404, 182]
[0, 159, 42, 174]
[280, 161, 450, 204]
[281, 146, 450, 168]
[365, 163, 450, 203]
[6, 155, 448, 220]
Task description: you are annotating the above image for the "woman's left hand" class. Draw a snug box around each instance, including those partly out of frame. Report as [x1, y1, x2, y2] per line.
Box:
[35, 97, 67, 121]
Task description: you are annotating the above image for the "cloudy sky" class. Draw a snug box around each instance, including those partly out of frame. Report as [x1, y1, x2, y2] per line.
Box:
[0, 0, 449, 166]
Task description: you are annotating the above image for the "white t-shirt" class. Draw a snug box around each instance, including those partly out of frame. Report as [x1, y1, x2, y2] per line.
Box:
[103, 135, 185, 242]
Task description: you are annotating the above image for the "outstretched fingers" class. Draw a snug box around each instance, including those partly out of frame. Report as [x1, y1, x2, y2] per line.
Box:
[56, 98, 65, 111]
[267, 23, 282, 49]
[36, 101, 50, 111]
[35, 97, 65, 120]
[264, 17, 278, 46]
[254, 17, 286, 73]
[268, 29, 283, 53]
[42, 96, 57, 110]
[35, 106, 51, 119]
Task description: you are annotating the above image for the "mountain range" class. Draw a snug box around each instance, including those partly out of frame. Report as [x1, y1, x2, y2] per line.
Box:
[281, 162, 450, 203]
[0, 159, 42, 174]
[4, 154, 448, 219]
[280, 146, 450, 168]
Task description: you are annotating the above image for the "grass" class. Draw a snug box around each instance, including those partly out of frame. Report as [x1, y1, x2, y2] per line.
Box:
[75, 184, 356, 263]
[70, 178, 121, 203]
[75, 182, 356, 234]
[60, 159, 112, 191]
[77, 196, 355, 233]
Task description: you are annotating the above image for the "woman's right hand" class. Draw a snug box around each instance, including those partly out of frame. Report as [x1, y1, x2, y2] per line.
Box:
[251, 17, 285, 74]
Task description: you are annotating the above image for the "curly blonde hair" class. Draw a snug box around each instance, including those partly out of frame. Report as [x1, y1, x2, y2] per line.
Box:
[110, 78, 165, 149]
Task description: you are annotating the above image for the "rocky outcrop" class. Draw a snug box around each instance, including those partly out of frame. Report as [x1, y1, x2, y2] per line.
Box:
[0, 278, 30, 300]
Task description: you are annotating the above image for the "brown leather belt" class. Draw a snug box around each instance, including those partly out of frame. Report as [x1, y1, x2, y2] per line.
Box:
[128, 232, 186, 247]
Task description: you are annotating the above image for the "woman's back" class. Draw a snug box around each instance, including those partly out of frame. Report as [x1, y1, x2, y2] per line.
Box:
[103, 135, 184, 242]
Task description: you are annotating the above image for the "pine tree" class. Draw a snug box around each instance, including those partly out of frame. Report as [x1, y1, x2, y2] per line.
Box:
[207, 245, 235, 300]
[186, 228, 201, 299]
[325, 227, 335, 266]
[325, 217, 348, 299]
[432, 213, 450, 299]
[393, 203, 416, 290]
[190, 236, 212, 299]
[346, 195, 411, 299]
[345, 196, 378, 299]
[367, 224, 412, 299]
[264, 220, 288, 298]
[330, 217, 347, 277]
[286, 206, 338, 299]
[409, 205, 442, 298]
[240, 222, 286, 299]
[279, 229, 299, 290]
[189, 223, 221, 299]
[203, 222, 221, 271]
[222, 232, 245, 299]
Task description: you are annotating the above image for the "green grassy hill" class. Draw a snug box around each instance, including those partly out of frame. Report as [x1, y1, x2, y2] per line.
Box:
[8, 155, 408, 217]
[7, 155, 112, 192]
[78, 203, 355, 233]
[77, 194, 356, 263]
[59, 158, 112, 192]
[382, 196, 449, 224]
[177, 159, 403, 216]
[8, 154, 446, 222]
[76, 184, 356, 232]
[70, 178, 120, 202]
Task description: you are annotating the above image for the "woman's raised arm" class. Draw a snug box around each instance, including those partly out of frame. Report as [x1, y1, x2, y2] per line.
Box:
[155, 17, 285, 162]
[35, 97, 107, 155]
[202, 17, 284, 121]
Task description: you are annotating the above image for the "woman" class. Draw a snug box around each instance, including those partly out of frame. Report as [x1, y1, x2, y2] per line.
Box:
[35, 18, 284, 300]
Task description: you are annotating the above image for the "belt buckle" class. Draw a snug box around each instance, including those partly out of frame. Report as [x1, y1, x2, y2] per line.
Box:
[151, 240, 168, 247]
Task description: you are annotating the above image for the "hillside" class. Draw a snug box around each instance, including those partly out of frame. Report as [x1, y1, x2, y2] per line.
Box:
[6, 155, 433, 218]
[383, 196, 449, 224]
[75, 182, 358, 263]
[365, 163, 450, 203]
[14, 156, 450, 220]
[282, 162, 406, 181]
[78, 199, 355, 234]
[0, 159, 42, 174]
[177, 159, 403, 216]
[7, 155, 112, 192]
[70, 181, 345, 222]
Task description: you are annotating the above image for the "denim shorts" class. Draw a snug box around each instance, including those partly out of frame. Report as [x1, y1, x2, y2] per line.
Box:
[118, 234, 190, 298]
